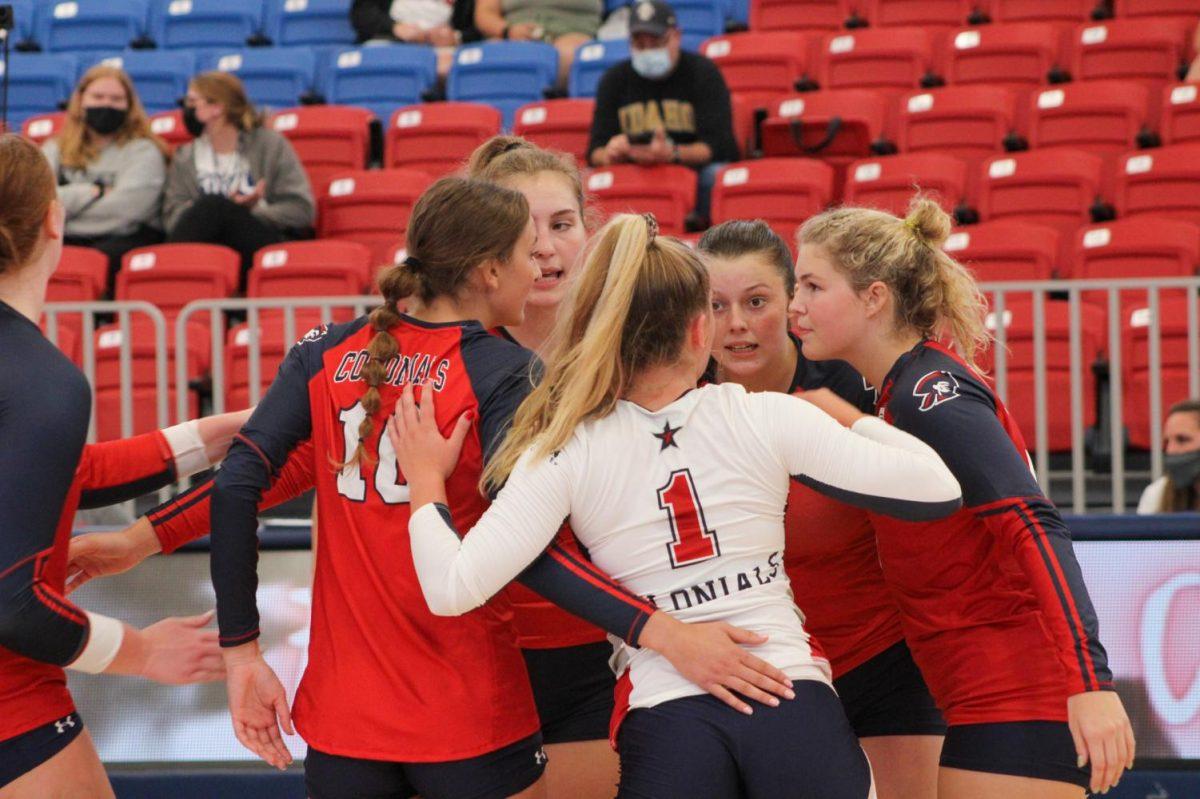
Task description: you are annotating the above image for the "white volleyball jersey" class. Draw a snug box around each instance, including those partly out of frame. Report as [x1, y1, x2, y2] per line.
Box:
[409, 382, 962, 712]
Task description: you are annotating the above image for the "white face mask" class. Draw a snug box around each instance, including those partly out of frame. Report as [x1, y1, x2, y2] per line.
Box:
[631, 47, 673, 79]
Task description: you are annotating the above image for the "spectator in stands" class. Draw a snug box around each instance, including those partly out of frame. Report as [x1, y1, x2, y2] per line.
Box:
[1138, 398, 1200, 513]
[164, 72, 314, 284]
[474, 0, 602, 86]
[42, 65, 170, 293]
[350, 0, 480, 76]
[586, 0, 736, 225]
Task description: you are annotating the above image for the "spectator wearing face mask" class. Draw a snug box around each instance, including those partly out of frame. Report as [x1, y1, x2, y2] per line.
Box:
[41, 65, 170, 290]
[586, 0, 736, 224]
[1138, 399, 1200, 513]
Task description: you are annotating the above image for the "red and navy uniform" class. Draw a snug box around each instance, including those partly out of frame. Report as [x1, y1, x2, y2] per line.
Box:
[0, 300, 183, 775]
[870, 340, 1112, 729]
[209, 315, 656, 765]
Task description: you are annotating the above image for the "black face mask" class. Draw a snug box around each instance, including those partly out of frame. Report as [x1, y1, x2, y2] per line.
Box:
[84, 106, 127, 136]
[1165, 450, 1200, 488]
[182, 106, 206, 138]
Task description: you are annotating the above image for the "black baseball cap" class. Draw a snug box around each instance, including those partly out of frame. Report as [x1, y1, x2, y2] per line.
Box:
[629, 0, 677, 37]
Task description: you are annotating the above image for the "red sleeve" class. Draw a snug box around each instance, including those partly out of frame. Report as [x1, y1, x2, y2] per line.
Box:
[76, 431, 178, 510]
[148, 439, 316, 554]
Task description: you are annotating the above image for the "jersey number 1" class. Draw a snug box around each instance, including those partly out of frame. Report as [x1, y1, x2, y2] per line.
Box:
[336, 402, 410, 504]
[657, 469, 719, 568]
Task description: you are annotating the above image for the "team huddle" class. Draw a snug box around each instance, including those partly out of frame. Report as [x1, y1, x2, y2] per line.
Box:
[0, 131, 1137, 799]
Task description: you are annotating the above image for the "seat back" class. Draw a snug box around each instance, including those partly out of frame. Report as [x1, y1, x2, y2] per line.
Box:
[944, 221, 1060, 281]
[324, 45, 439, 123]
[711, 158, 834, 247]
[1, 54, 79, 126]
[1161, 83, 1200, 146]
[149, 0, 266, 49]
[37, 0, 148, 52]
[21, 112, 67, 145]
[512, 99, 596, 164]
[1115, 144, 1200, 225]
[750, 0, 844, 33]
[701, 32, 809, 100]
[1028, 80, 1149, 156]
[264, 0, 356, 46]
[843, 153, 967, 216]
[585, 164, 699, 236]
[817, 27, 936, 93]
[101, 51, 195, 114]
[270, 105, 374, 194]
[447, 42, 559, 128]
[317, 169, 436, 265]
[116, 244, 241, 317]
[1070, 18, 1190, 85]
[943, 22, 1065, 89]
[385, 102, 503, 176]
[568, 39, 630, 98]
[249, 239, 374, 297]
[206, 47, 316, 109]
[977, 148, 1105, 236]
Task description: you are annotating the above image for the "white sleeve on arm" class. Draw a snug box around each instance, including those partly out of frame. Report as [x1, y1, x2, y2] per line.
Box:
[408, 447, 575, 616]
[748, 392, 962, 521]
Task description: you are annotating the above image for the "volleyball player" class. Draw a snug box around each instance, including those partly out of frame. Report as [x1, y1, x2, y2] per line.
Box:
[696, 220, 945, 799]
[386, 212, 965, 798]
[789, 198, 1135, 798]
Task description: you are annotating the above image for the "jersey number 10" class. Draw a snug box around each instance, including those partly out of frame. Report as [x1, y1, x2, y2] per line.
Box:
[657, 469, 720, 569]
[336, 402, 410, 504]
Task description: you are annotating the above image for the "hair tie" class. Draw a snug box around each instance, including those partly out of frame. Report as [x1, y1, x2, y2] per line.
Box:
[904, 217, 929, 245]
[402, 255, 423, 272]
[642, 213, 659, 246]
[500, 140, 525, 156]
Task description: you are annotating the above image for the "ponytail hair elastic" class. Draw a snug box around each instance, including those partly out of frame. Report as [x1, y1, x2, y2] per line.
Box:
[402, 255, 423, 271]
[642, 213, 659, 246]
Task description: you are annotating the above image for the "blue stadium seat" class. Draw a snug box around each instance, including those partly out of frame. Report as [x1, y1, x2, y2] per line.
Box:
[568, 39, 630, 98]
[36, 0, 148, 53]
[264, 0, 355, 47]
[725, 0, 750, 25]
[205, 47, 316, 109]
[96, 51, 195, 113]
[0, 53, 79, 126]
[447, 42, 559, 129]
[149, 0, 265, 49]
[9, 0, 39, 48]
[323, 45, 438, 123]
[673, 0, 725, 51]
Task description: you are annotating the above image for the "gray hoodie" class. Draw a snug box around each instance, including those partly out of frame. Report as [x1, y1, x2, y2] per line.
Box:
[163, 126, 315, 234]
[42, 137, 167, 239]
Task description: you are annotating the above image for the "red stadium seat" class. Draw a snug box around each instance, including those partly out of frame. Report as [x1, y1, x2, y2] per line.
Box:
[1070, 218, 1200, 312]
[943, 23, 1067, 89]
[512, 99, 596, 164]
[270, 105, 374, 196]
[943, 220, 1060, 281]
[977, 148, 1105, 239]
[249, 240, 374, 299]
[318, 169, 436, 266]
[1027, 81, 1151, 158]
[385, 102, 502, 177]
[847, 0, 974, 28]
[224, 323, 291, 412]
[1160, 83, 1200, 146]
[711, 159, 835, 249]
[1122, 295, 1200, 448]
[988, 0, 1100, 23]
[116, 244, 241, 320]
[1115, 144, 1200, 225]
[701, 32, 809, 110]
[49, 246, 108, 303]
[585, 165, 698, 236]
[21, 112, 65, 145]
[760, 90, 895, 162]
[750, 0, 844, 33]
[978, 298, 1105, 452]
[816, 27, 939, 93]
[842, 153, 967, 216]
[148, 110, 194, 153]
[1113, 0, 1200, 23]
[1069, 18, 1191, 85]
[897, 85, 1021, 166]
[730, 94, 757, 159]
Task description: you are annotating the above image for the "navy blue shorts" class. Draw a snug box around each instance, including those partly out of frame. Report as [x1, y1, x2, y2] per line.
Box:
[522, 641, 615, 744]
[0, 712, 84, 789]
[304, 732, 547, 799]
[941, 721, 1090, 789]
[833, 640, 947, 739]
[616, 680, 874, 799]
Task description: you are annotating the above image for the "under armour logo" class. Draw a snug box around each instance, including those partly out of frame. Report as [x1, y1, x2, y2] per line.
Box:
[534, 748, 548, 766]
[55, 716, 76, 734]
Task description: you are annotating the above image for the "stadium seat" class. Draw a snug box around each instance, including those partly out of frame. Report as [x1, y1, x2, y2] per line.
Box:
[448, 42, 559, 129]
[0, 53, 78, 126]
[978, 298, 1105, 452]
[701, 32, 809, 110]
[842, 153, 968, 217]
[943, 220, 1060, 281]
[249, 239, 374, 298]
[385, 102, 502, 176]
[1159, 83, 1200, 146]
[206, 47, 317, 109]
[977, 148, 1106, 238]
[323, 45, 438, 123]
[568, 39, 630, 99]
[760, 90, 895, 163]
[48, 246, 109, 303]
[21, 112, 67, 145]
[1069, 18, 1191, 85]
[816, 27, 939, 93]
[987, 0, 1100, 23]
[263, 0, 356, 47]
[1027, 81, 1151, 157]
[1122, 295, 1200, 448]
[750, 0, 844, 33]
[36, 0, 148, 53]
[1115, 144, 1200, 225]
[270, 105, 374, 194]
[1113, 0, 1200, 23]
[512, 99, 596, 164]
[711, 158, 835, 248]
[318, 169, 436, 265]
[222, 323, 289, 411]
[897, 86, 1021, 166]
[8, 0, 36, 48]
[99, 51, 195, 114]
[116, 244, 241, 320]
[1071, 218, 1200, 313]
[149, 0, 266, 49]
[847, 0, 974, 28]
[943, 22, 1066, 89]
[149, 109, 195, 152]
[585, 164, 698, 236]
[672, 0, 726, 51]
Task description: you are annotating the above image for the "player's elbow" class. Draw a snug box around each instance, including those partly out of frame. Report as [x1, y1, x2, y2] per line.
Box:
[424, 589, 478, 617]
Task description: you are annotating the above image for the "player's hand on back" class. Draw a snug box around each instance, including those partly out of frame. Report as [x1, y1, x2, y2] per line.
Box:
[387, 381, 473, 492]
[639, 611, 796, 716]
[65, 517, 162, 593]
[223, 641, 295, 770]
[1068, 690, 1136, 795]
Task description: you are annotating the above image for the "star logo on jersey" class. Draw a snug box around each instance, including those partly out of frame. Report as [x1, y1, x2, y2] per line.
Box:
[653, 420, 682, 451]
[913, 370, 960, 412]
